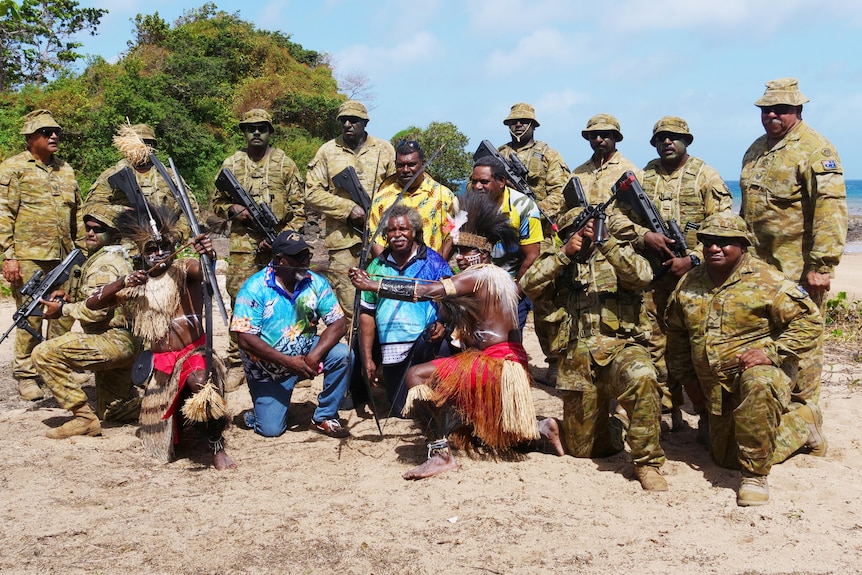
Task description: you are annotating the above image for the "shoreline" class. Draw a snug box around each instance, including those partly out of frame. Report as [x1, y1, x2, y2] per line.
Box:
[832, 251, 862, 301]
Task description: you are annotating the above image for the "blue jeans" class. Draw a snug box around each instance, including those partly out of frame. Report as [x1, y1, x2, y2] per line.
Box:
[246, 338, 351, 437]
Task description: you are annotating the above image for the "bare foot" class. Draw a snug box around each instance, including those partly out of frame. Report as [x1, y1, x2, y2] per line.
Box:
[403, 452, 459, 480]
[214, 449, 237, 470]
[538, 417, 565, 456]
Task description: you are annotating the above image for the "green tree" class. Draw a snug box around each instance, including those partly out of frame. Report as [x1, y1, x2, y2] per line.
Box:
[392, 121, 471, 191]
[0, 0, 107, 91]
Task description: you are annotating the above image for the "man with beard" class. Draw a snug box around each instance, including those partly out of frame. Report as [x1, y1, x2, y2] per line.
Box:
[571, 114, 641, 205]
[35, 204, 141, 438]
[357, 205, 452, 416]
[213, 109, 306, 391]
[350, 192, 536, 480]
[87, 204, 235, 470]
[0, 109, 82, 401]
[611, 116, 732, 433]
[366, 140, 457, 260]
[740, 78, 847, 410]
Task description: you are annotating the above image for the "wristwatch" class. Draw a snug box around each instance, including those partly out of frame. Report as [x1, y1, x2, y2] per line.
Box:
[689, 254, 701, 268]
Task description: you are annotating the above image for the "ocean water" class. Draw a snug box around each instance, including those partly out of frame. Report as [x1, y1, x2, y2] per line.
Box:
[726, 180, 862, 215]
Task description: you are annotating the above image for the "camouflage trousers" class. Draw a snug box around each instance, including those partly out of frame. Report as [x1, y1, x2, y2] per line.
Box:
[560, 345, 666, 467]
[32, 328, 141, 420]
[226, 250, 271, 368]
[793, 291, 825, 406]
[323, 245, 362, 327]
[532, 295, 556, 361]
[12, 259, 74, 382]
[644, 285, 687, 412]
[707, 364, 810, 475]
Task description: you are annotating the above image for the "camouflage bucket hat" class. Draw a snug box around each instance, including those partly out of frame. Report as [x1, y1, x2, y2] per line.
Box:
[131, 123, 156, 141]
[337, 100, 369, 121]
[83, 203, 126, 230]
[582, 113, 623, 141]
[754, 77, 809, 107]
[504, 102, 540, 127]
[696, 213, 753, 246]
[239, 108, 274, 131]
[555, 206, 586, 240]
[651, 116, 693, 145]
[20, 109, 62, 135]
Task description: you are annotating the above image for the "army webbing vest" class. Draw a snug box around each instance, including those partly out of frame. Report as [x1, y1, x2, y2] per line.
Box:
[642, 156, 706, 227]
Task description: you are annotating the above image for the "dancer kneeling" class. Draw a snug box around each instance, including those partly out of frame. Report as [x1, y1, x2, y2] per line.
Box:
[350, 192, 537, 479]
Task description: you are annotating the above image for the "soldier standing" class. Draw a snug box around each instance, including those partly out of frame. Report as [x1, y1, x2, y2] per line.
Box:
[212, 109, 306, 390]
[611, 116, 732, 431]
[0, 109, 82, 401]
[740, 78, 847, 408]
[666, 213, 825, 506]
[570, 114, 641, 204]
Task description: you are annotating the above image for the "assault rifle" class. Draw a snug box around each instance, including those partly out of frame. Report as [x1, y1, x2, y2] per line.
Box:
[0, 249, 86, 344]
[556, 187, 620, 263]
[473, 140, 557, 231]
[333, 166, 371, 213]
[612, 170, 696, 259]
[215, 168, 278, 245]
[562, 176, 588, 210]
[108, 166, 162, 241]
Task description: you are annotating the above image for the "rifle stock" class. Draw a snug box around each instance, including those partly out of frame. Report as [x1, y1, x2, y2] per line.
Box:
[0, 249, 86, 344]
[562, 176, 588, 209]
[332, 167, 371, 213]
[613, 170, 689, 258]
[215, 168, 278, 244]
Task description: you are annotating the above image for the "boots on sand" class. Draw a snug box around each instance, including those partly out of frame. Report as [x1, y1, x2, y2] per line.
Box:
[46, 403, 102, 439]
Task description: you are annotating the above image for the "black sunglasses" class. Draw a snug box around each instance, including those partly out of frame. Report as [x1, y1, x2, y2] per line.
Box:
[760, 105, 796, 115]
[37, 127, 62, 137]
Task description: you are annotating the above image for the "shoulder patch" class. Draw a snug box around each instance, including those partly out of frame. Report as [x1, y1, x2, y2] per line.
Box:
[795, 285, 809, 298]
[821, 148, 832, 157]
[822, 159, 837, 170]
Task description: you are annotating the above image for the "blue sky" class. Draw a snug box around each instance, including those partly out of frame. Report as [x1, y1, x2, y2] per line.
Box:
[75, 0, 862, 179]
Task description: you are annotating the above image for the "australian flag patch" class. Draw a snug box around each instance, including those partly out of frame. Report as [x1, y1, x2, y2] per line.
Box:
[822, 159, 837, 170]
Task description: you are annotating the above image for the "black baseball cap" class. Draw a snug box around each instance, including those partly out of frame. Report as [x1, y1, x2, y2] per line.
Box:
[272, 231, 310, 256]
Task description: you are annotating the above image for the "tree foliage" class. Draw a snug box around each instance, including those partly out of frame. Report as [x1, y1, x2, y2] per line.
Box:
[0, 4, 347, 205]
[0, 0, 107, 91]
[392, 121, 472, 190]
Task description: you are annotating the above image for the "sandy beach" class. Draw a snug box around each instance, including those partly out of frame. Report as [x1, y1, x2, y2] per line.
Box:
[0, 248, 859, 574]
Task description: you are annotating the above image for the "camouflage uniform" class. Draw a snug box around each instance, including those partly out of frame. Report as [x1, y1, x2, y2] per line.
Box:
[612, 119, 733, 412]
[213, 147, 306, 367]
[666, 237, 823, 475]
[520, 220, 665, 469]
[498, 139, 569, 221]
[741, 111, 845, 406]
[84, 158, 200, 245]
[33, 244, 141, 420]
[0, 144, 82, 384]
[570, 151, 641, 205]
[304, 133, 395, 324]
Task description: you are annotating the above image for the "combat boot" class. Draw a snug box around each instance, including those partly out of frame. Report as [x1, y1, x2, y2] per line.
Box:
[737, 471, 769, 506]
[17, 378, 43, 401]
[799, 403, 827, 457]
[634, 465, 668, 491]
[46, 403, 102, 439]
[224, 367, 246, 393]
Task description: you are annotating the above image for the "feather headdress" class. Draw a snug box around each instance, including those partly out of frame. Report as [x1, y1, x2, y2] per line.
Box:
[450, 192, 519, 254]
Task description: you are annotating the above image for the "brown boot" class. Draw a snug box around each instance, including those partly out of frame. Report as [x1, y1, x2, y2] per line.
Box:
[799, 403, 827, 457]
[46, 404, 102, 439]
[224, 367, 246, 393]
[17, 378, 43, 401]
[738, 471, 769, 506]
[634, 465, 668, 491]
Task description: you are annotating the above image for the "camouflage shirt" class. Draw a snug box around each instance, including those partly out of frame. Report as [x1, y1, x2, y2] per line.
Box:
[612, 156, 733, 256]
[665, 253, 823, 415]
[61, 245, 135, 333]
[84, 159, 200, 242]
[304, 135, 395, 252]
[570, 151, 641, 205]
[498, 140, 570, 219]
[740, 120, 847, 281]
[0, 150, 82, 261]
[213, 148, 306, 254]
[520, 234, 653, 390]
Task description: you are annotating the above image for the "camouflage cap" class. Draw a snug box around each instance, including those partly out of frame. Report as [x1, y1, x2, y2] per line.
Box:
[337, 100, 369, 121]
[650, 116, 693, 145]
[754, 77, 809, 107]
[582, 113, 623, 141]
[20, 109, 62, 135]
[696, 212, 753, 246]
[239, 108, 274, 131]
[504, 102, 540, 127]
[82, 203, 126, 230]
[131, 123, 156, 141]
[555, 206, 586, 240]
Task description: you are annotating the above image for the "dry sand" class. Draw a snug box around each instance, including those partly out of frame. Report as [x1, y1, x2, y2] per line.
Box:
[0, 257, 860, 575]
